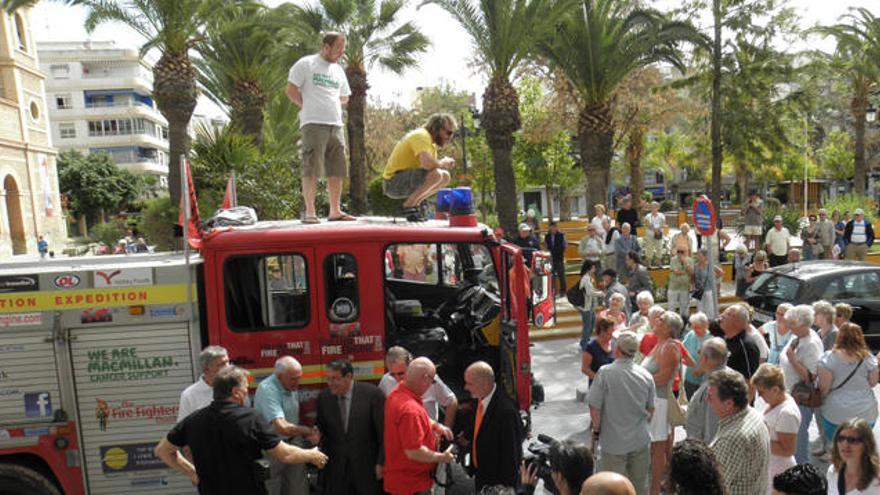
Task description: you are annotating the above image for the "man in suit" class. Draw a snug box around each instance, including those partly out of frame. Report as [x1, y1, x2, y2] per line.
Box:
[313, 359, 385, 495]
[464, 361, 522, 491]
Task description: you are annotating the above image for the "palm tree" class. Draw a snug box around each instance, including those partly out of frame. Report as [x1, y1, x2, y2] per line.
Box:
[540, 0, 705, 210]
[80, 0, 215, 206]
[426, 0, 574, 234]
[195, 3, 306, 146]
[815, 8, 880, 196]
[299, 0, 429, 214]
[2, 0, 79, 12]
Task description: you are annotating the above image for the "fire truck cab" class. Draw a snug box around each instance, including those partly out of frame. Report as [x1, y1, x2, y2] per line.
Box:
[0, 216, 535, 494]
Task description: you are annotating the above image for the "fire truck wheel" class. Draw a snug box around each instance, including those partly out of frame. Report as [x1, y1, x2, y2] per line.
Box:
[0, 464, 61, 495]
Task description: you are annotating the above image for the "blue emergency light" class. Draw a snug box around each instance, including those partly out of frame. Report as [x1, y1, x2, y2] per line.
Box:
[436, 188, 452, 213]
[449, 187, 474, 215]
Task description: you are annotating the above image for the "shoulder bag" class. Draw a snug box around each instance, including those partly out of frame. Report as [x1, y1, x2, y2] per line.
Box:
[667, 342, 688, 427]
[792, 353, 864, 408]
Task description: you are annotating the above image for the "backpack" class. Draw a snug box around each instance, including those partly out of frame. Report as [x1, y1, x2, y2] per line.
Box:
[566, 284, 585, 309]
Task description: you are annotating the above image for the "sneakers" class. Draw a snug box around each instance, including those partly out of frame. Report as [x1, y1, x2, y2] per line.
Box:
[400, 205, 426, 222]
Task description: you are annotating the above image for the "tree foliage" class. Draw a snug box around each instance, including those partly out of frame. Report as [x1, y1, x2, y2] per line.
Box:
[57, 151, 143, 220]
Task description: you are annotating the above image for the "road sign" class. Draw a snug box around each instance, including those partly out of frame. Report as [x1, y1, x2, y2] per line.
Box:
[692, 195, 717, 236]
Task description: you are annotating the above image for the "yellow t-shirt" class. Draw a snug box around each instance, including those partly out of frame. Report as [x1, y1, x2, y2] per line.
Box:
[383, 128, 437, 180]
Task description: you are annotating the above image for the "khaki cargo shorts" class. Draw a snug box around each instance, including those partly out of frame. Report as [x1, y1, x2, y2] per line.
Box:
[383, 169, 427, 199]
[301, 123, 347, 177]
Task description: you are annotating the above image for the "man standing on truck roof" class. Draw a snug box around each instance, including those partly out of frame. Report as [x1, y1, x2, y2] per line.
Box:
[382, 113, 457, 222]
[254, 356, 313, 495]
[287, 32, 354, 224]
[178, 346, 229, 421]
[384, 357, 455, 494]
[155, 366, 328, 495]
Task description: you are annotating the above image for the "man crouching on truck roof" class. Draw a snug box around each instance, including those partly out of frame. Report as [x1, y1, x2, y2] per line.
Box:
[155, 366, 328, 495]
[382, 113, 457, 222]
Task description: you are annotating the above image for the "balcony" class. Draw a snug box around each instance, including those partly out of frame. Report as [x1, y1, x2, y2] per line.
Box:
[85, 100, 152, 109]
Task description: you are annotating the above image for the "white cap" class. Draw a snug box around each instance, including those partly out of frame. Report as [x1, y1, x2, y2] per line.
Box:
[518, 223, 532, 231]
[855, 208, 865, 215]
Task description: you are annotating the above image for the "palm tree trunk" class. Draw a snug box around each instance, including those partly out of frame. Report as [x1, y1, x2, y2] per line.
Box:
[627, 128, 645, 204]
[559, 188, 571, 221]
[578, 102, 614, 212]
[545, 185, 555, 221]
[735, 164, 748, 205]
[153, 51, 198, 208]
[483, 77, 521, 234]
[852, 94, 868, 196]
[230, 79, 266, 147]
[711, 0, 723, 213]
[346, 65, 368, 214]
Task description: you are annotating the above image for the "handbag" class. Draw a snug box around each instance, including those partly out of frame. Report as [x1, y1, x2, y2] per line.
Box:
[654, 229, 663, 240]
[690, 286, 704, 301]
[667, 345, 687, 427]
[792, 355, 864, 408]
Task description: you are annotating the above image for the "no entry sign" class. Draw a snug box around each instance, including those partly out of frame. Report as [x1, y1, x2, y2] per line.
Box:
[692, 195, 716, 236]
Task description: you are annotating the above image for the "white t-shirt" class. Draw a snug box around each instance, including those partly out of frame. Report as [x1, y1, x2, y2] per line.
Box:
[378, 372, 456, 422]
[765, 227, 791, 256]
[779, 330, 823, 392]
[827, 465, 880, 495]
[178, 377, 213, 421]
[645, 212, 665, 234]
[764, 395, 800, 485]
[288, 54, 351, 127]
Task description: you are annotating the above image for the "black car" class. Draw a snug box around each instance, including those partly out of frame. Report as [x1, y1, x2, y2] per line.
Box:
[744, 260, 880, 349]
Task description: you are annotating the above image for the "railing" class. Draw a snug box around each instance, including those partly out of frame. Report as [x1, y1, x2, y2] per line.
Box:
[84, 100, 152, 109]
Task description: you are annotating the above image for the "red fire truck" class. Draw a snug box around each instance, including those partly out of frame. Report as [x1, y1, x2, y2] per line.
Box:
[0, 216, 540, 494]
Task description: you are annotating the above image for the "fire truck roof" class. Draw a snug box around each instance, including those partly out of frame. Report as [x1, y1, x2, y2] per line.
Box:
[201, 215, 495, 249]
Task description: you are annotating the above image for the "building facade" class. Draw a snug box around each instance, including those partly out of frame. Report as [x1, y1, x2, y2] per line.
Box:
[0, 8, 67, 258]
[38, 41, 169, 188]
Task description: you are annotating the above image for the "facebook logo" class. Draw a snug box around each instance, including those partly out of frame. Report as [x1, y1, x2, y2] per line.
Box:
[24, 392, 52, 418]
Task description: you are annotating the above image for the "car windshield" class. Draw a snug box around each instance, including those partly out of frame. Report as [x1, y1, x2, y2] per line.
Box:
[747, 272, 802, 302]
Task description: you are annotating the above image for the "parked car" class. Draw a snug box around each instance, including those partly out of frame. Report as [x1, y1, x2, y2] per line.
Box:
[745, 260, 880, 350]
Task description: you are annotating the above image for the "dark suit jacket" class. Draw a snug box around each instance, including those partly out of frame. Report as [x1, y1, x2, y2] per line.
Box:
[316, 381, 385, 495]
[470, 389, 522, 492]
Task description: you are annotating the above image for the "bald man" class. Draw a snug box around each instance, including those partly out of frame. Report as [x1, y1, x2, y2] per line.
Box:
[465, 361, 522, 491]
[383, 357, 455, 495]
[581, 471, 636, 495]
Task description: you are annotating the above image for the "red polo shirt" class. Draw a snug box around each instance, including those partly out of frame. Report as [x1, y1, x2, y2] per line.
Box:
[384, 383, 435, 494]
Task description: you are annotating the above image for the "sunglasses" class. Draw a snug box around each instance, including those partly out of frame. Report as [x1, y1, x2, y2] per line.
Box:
[443, 127, 455, 135]
[837, 435, 864, 445]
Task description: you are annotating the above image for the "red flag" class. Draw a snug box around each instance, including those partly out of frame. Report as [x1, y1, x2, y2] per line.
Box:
[178, 159, 202, 249]
[221, 170, 237, 209]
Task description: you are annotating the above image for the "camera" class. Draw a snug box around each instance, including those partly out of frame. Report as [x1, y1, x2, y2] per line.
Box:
[523, 434, 560, 494]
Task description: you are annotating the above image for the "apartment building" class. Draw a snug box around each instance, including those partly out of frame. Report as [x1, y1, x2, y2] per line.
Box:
[0, 8, 67, 257]
[38, 41, 170, 187]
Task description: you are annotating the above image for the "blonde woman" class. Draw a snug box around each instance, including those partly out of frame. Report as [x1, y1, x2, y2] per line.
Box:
[752, 363, 800, 493]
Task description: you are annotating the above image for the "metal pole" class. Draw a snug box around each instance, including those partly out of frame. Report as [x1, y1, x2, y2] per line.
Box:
[461, 113, 469, 175]
[181, 154, 192, 312]
[804, 116, 809, 219]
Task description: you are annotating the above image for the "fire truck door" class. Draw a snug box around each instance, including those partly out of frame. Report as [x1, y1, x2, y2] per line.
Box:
[68, 323, 196, 494]
[498, 244, 531, 410]
[314, 246, 384, 381]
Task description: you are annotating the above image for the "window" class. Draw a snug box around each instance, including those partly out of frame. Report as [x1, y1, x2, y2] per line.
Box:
[386, 244, 438, 284]
[59, 123, 76, 139]
[55, 94, 71, 109]
[324, 253, 359, 322]
[749, 273, 802, 302]
[14, 13, 26, 52]
[224, 254, 309, 332]
[50, 64, 69, 79]
[821, 272, 880, 301]
[29, 101, 39, 121]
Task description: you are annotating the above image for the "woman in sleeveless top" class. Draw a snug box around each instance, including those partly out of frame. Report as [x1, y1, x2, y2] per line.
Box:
[641, 311, 685, 495]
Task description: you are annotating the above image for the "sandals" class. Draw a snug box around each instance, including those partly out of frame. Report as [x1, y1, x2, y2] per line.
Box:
[328, 213, 356, 222]
[302, 216, 320, 224]
[401, 205, 426, 222]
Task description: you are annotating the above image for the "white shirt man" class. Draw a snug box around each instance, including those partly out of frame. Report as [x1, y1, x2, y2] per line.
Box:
[177, 346, 229, 421]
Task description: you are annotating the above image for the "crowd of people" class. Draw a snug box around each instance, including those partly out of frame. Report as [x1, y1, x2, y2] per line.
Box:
[576, 292, 880, 495]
